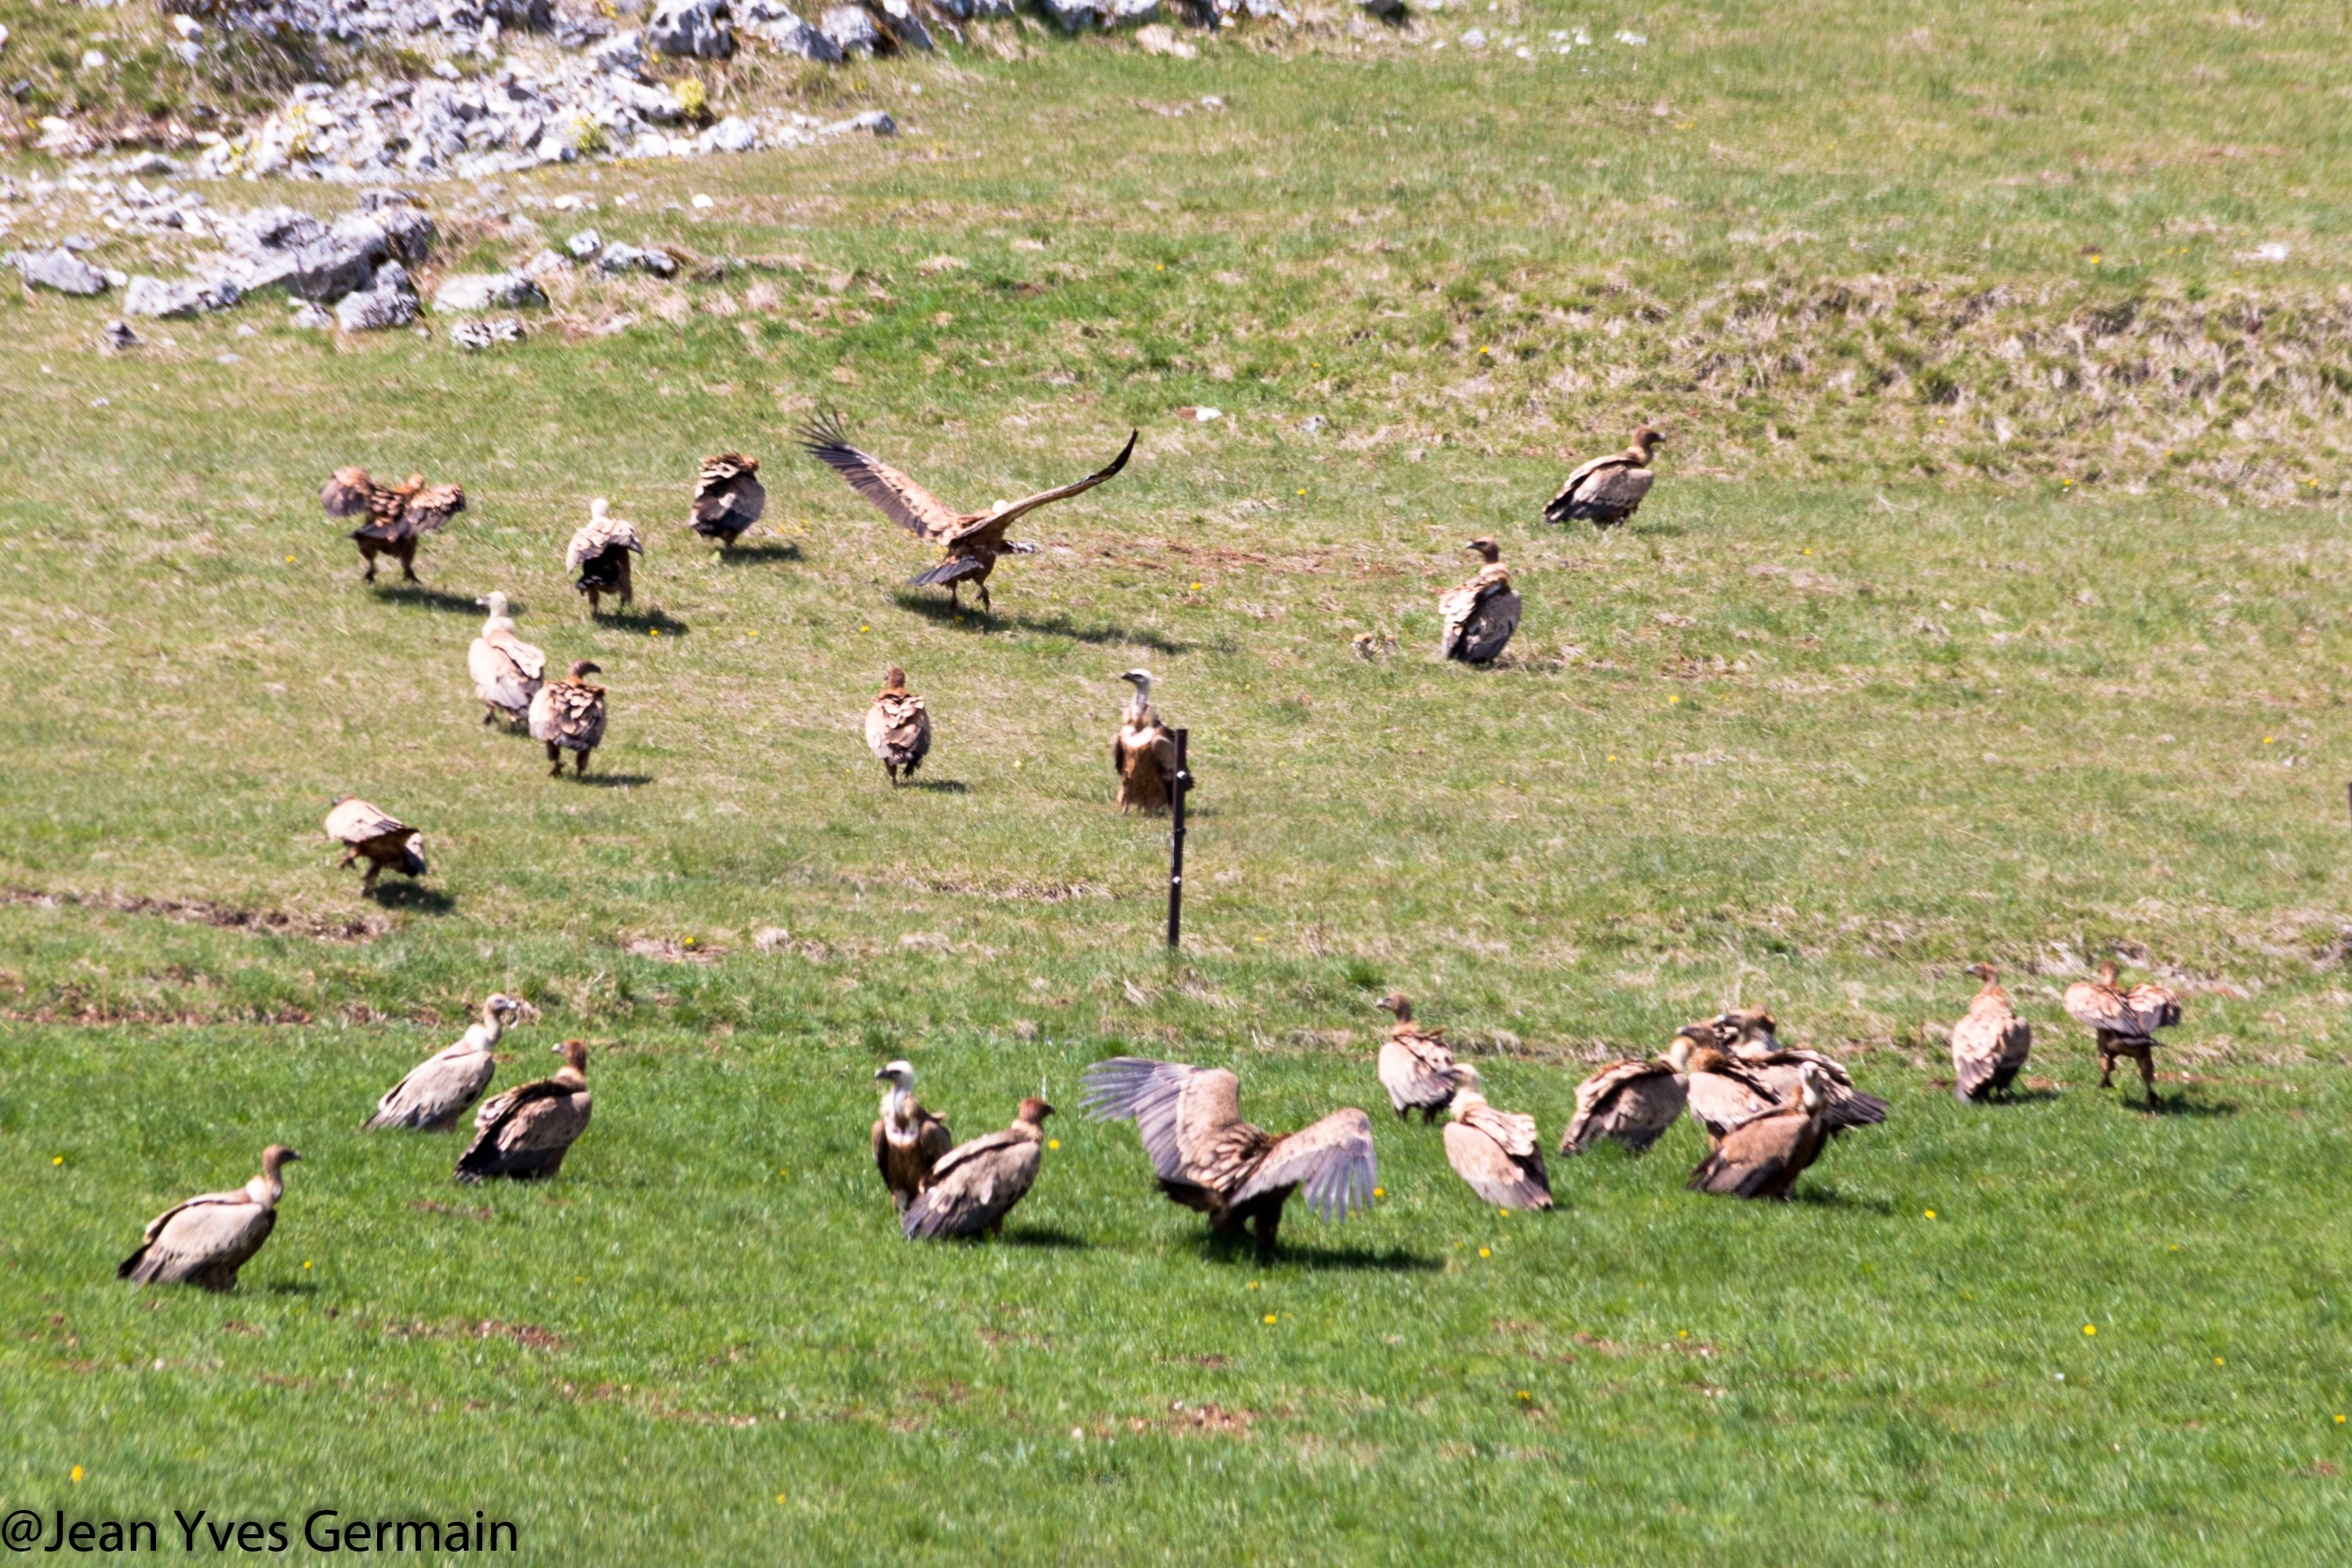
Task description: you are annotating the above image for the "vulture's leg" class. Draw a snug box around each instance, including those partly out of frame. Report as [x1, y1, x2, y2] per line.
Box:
[546, 742, 564, 778]
[361, 860, 382, 890]
[2096, 1043, 2114, 1088]
[338, 848, 358, 869]
[359, 546, 377, 583]
[576, 748, 593, 778]
[1250, 1207, 1282, 1264]
[948, 583, 961, 612]
[2138, 1049, 2157, 1107]
[978, 583, 993, 612]
[886, 764, 899, 786]
[397, 542, 418, 582]
[481, 705, 498, 727]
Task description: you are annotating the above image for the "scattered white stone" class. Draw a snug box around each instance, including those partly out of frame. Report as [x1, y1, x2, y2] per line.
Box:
[8, 248, 111, 295]
[452, 314, 527, 349]
[433, 270, 546, 311]
[1614, 27, 1646, 44]
[648, 0, 737, 57]
[2249, 242, 2290, 263]
[567, 227, 604, 258]
[81, 49, 110, 70]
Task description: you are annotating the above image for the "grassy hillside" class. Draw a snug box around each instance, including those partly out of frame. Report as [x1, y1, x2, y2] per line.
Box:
[3, 1, 2350, 1561]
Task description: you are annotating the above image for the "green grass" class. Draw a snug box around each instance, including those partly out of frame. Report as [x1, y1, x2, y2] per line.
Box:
[5, 0, 2352, 1559]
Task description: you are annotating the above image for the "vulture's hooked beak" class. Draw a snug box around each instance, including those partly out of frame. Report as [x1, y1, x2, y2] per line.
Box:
[281, 1149, 303, 1163]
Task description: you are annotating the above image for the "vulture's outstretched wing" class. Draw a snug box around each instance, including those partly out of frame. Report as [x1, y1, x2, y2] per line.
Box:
[1080, 1056, 1207, 1184]
[321, 467, 376, 518]
[946, 430, 1138, 539]
[1236, 1108, 1376, 1221]
[799, 416, 968, 542]
[401, 483, 466, 537]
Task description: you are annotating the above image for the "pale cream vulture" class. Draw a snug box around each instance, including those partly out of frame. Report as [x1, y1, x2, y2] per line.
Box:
[1679, 1029, 1784, 1147]
[1081, 1056, 1377, 1261]
[1441, 1065, 1552, 1210]
[1113, 669, 1182, 814]
[321, 466, 466, 583]
[1950, 964, 2034, 1103]
[1686, 1062, 1829, 1200]
[528, 659, 608, 777]
[468, 591, 546, 727]
[903, 1098, 1053, 1240]
[566, 499, 644, 616]
[1373, 993, 1457, 1121]
[865, 667, 932, 786]
[456, 1039, 591, 1181]
[325, 795, 426, 889]
[2063, 962, 2181, 1105]
[1561, 1036, 1691, 1156]
[690, 453, 766, 548]
[1437, 538, 1522, 665]
[1544, 426, 1663, 530]
[1716, 1009, 1889, 1138]
[800, 415, 1136, 612]
[368, 993, 528, 1131]
[118, 1145, 299, 1290]
[873, 1059, 955, 1214]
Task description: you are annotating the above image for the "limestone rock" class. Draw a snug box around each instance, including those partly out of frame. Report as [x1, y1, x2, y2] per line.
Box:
[433, 270, 547, 311]
[8, 247, 109, 296]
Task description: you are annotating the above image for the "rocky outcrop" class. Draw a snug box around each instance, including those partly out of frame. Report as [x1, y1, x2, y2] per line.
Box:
[6, 247, 109, 296]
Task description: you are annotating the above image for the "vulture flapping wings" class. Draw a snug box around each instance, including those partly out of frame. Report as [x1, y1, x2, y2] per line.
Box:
[800, 416, 1138, 548]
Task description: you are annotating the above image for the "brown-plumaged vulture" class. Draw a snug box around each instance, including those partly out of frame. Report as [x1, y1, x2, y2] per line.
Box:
[1437, 538, 1522, 665]
[872, 1059, 955, 1214]
[1679, 1028, 1783, 1147]
[1113, 669, 1183, 814]
[690, 452, 766, 548]
[1951, 964, 2034, 1103]
[1373, 993, 1457, 1122]
[566, 500, 644, 616]
[528, 659, 607, 777]
[1716, 1009, 1889, 1138]
[903, 1098, 1053, 1240]
[367, 993, 528, 1131]
[1686, 1061, 1829, 1200]
[469, 590, 546, 728]
[456, 1038, 591, 1182]
[118, 1144, 299, 1290]
[322, 467, 466, 583]
[1544, 426, 1663, 530]
[865, 667, 932, 786]
[1441, 1065, 1552, 1210]
[1081, 1056, 1377, 1261]
[1561, 1036, 1692, 1156]
[325, 795, 426, 890]
[2063, 962, 2181, 1106]
[800, 414, 1136, 612]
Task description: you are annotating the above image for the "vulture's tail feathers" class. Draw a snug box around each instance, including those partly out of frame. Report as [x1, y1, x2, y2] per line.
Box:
[910, 556, 987, 587]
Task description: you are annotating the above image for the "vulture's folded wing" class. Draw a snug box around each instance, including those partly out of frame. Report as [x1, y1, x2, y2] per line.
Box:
[1236, 1108, 1376, 1221]
[121, 1193, 267, 1281]
[1444, 1119, 1550, 1208]
[902, 1138, 1040, 1240]
[2063, 982, 2131, 1034]
[1577, 463, 1653, 513]
[1685, 1069, 1779, 1137]
[1380, 1036, 1457, 1109]
[2122, 983, 2181, 1035]
[368, 1045, 493, 1129]
[968, 430, 1138, 534]
[325, 798, 409, 846]
[924, 1127, 1028, 1185]
[800, 416, 967, 541]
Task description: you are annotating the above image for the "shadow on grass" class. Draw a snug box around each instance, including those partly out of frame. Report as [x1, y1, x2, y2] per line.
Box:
[570, 773, 655, 789]
[370, 583, 483, 615]
[1004, 1227, 1089, 1250]
[597, 608, 691, 635]
[712, 541, 803, 564]
[888, 591, 1202, 654]
[1791, 1186, 1900, 1215]
[260, 1280, 321, 1296]
[1197, 1235, 1442, 1272]
[368, 883, 456, 914]
[902, 779, 969, 794]
[2143, 1094, 2237, 1118]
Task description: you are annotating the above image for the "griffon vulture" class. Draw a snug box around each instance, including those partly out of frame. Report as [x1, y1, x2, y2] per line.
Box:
[1680, 1028, 1784, 1147]
[1544, 426, 1663, 530]
[566, 500, 644, 616]
[1561, 1036, 1691, 1155]
[1437, 538, 1521, 665]
[118, 1145, 299, 1290]
[865, 667, 932, 786]
[322, 467, 466, 583]
[873, 1059, 955, 1214]
[468, 591, 546, 727]
[1113, 669, 1183, 814]
[367, 993, 529, 1131]
[1373, 993, 1457, 1122]
[325, 795, 426, 890]
[455, 1039, 591, 1182]
[903, 1098, 1053, 1240]
[1081, 1056, 1376, 1261]
[800, 415, 1136, 612]
[691, 453, 766, 548]
[1951, 964, 2034, 1103]
[1686, 1062, 1830, 1200]
[1442, 1065, 1552, 1210]
[2063, 962, 2181, 1105]
[1715, 1009, 1889, 1138]
[528, 659, 607, 777]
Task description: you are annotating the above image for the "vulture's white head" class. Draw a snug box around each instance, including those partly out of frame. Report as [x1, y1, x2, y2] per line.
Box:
[1119, 670, 1154, 710]
[478, 590, 511, 621]
[1796, 1062, 1828, 1115]
[485, 992, 521, 1021]
[1665, 1035, 1694, 1073]
[1446, 1062, 1487, 1109]
[875, 1060, 916, 1089]
[590, 498, 611, 521]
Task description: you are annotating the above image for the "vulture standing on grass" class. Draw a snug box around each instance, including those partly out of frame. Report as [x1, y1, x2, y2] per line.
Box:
[800, 415, 1137, 612]
[1561, 1036, 1692, 1156]
[118, 1145, 299, 1290]
[1687, 1062, 1830, 1200]
[1373, 993, 1457, 1122]
[1951, 964, 2034, 1103]
[865, 667, 932, 786]
[1082, 1056, 1376, 1261]
[690, 453, 766, 548]
[2063, 962, 2181, 1105]
[1441, 1065, 1552, 1210]
[873, 1059, 956, 1214]
[367, 993, 528, 1131]
[1716, 1008, 1889, 1138]
[1112, 669, 1182, 814]
[567, 499, 644, 616]
[325, 795, 426, 890]
[528, 659, 608, 777]
[902, 1098, 1053, 1240]
[468, 591, 546, 727]
[1679, 1025, 1784, 1146]
[1437, 538, 1522, 665]
[1544, 426, 1664, 530]
[322, 467, 466, 583]
[456, 1039, 592, 1182]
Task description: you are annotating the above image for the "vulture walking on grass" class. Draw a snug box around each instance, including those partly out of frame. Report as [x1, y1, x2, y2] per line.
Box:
[1544, 426, 1663, 530]
[1561, 1036, 1692, 1156]
[1112, 669, 1183, 814]
[2063, 962, 2181, 1105]
[1442, 1065, 1552, 1210]
[468, 591, 546, 727]
[456, 1039, 591, 1182]
[873, 1059, 955, 1214]
[691, 453, 766, 548]
[529, 659, 607, 777]
[1716, 1008, 1889, 1138]
[865, 667, 932, 785]
[322, 467, 466, 583]
[800, 415, 1137, 612]
[1373, 993, 1457, 1122]
[325, 795, 426, 890]
[1437, 538, 1522, 665]
[1082, 1056, 1377, 1261]
[567, 500, 644, 616]
[1686, 1062, 1830, 1200]
[1951, 964, 2034, 1103]
[118, 1145, 299, 1290]
[367, 993, 528, 1131]
[903, 1098, 1053, 1240]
